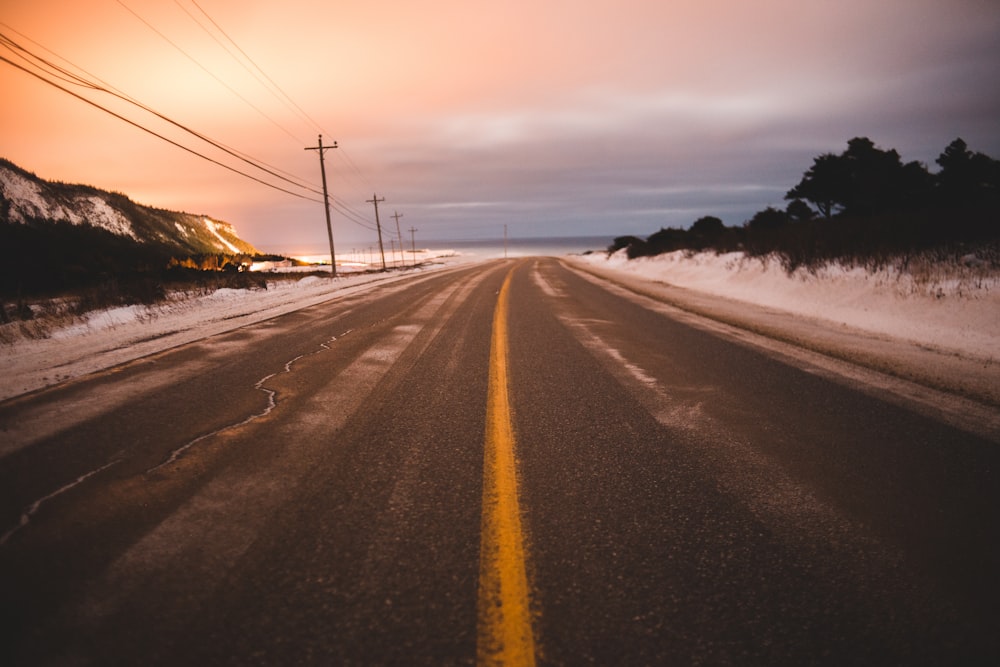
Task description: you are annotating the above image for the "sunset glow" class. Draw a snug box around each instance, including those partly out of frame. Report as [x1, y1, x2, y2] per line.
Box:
[2, 0, 998, 253]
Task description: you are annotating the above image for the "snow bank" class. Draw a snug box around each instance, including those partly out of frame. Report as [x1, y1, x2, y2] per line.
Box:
[576, 250, 1000, 361]
[0, 254, 469, 402]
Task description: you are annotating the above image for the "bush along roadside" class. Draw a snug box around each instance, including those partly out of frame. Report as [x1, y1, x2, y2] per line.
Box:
[613, 137, 1000, 272]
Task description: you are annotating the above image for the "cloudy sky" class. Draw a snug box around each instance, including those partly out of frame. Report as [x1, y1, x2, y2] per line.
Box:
[2, 0, 999, 253]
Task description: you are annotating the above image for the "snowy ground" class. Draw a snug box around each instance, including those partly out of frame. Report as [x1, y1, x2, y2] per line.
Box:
[2, 247, 998, 409]
[0, 251, 473, 402]
[569, 249, 999, 411]
[574, 249, 1000, 361]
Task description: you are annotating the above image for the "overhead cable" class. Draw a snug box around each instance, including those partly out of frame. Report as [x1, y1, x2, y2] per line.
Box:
[116, 0, 306, 147]
[172, 1, 384, 226]
[0, 51, 323, 203]
[185, 0, 328, 138]
[0, 29, 322, 198]
[2, 19, 386, 231]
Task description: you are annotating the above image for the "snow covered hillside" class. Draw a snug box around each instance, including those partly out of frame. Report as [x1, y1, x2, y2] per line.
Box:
[0, 158, 258, 256]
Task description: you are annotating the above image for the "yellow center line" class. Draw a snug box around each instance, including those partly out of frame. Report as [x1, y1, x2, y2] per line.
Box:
[477, 265, 537, 666]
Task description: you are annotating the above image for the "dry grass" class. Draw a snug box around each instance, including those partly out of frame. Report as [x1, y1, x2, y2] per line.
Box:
[0, 270, 280, 344]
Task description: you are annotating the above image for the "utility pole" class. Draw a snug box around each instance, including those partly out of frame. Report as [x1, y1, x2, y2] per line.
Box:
[504, 224, 508, 259]
[409, 226, 418, 267]
[304, 135, 338, 276]
[367, 193, 387, 270]
[391, 211, 404, 269]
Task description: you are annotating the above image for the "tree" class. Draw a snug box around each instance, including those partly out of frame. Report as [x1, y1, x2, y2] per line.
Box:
[786, 137, 931, 218]
[838, 137, 930, 215]
[935, 138, 1000, 210]
[607, 235, 645, 255]
[785, 198, 814, 222]
[690, 215, 725, 236]
[785, 153, 846, 218]
[683, 216, 726, 251]
[746, 207, 789, 231]
[646, 227, 689, 254]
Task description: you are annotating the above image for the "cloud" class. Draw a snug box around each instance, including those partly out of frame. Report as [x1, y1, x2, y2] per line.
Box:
[2, 0, 999, 249]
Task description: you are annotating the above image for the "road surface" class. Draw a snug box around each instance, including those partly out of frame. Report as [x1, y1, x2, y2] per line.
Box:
[2, 258, 998, 665]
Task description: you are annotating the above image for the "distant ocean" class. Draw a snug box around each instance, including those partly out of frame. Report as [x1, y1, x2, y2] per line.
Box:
[278, 235, 615, 263]
[418, 235, 614, 258]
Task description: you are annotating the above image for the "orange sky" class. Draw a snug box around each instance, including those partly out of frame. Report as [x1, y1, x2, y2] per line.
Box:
[2, 0, 999, 253]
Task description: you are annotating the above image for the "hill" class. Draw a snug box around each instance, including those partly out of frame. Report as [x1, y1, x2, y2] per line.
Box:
[0, 158, 262, 301]
[0, 158, 259, 257]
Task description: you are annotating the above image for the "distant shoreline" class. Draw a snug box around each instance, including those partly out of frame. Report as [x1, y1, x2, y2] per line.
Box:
[269, 234, 614, 266]
[267, 235, 614, 262]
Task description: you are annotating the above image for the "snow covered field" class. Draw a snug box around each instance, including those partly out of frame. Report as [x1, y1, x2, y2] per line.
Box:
[0, 252, 471, 402]
[2, 247, 997, 408]
[575, 249, 1000, 361]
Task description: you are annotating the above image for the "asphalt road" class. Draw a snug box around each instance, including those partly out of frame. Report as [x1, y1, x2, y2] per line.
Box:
[1, 258, 998, 665]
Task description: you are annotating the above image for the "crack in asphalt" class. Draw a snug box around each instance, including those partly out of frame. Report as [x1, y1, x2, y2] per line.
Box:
[1, 458, 122, 546]
[149, 329, 355, 472]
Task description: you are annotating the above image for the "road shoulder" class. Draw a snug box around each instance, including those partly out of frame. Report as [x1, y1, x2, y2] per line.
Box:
[563, 257, 1000, 440]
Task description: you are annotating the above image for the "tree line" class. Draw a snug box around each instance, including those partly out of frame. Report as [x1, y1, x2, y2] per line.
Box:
[611, 137, 1000, 270]
[0, 219, 274, 323]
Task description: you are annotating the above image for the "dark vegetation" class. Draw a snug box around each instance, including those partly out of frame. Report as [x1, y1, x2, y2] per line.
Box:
[0, 217, 283, 323]
[611, 137, 1000, 271]
[0, 159, 323, 324]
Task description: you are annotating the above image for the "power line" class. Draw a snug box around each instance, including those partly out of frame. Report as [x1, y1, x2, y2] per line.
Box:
[0, 50, 322, 203]
[116, 0, 306, 147]
[367, 193, 388, 270]
[330, 199, 379, 231]
[187, 0, 328, 138]
[174, 0, 314, 138]
[408, 226, 418, 266]
[164, 3, 382, 223]
[3, 18, 389, 234]
[0, 30, 322, 198]
[391, 210, 404, 264]
[171, 1, 384, 224]
[335, 145, 375, 192]
[305, 135, 338, 276]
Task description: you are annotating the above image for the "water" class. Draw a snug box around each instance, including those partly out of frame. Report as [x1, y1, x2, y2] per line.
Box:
[286, 235, 614, 265]
[422, 235, 613, 259]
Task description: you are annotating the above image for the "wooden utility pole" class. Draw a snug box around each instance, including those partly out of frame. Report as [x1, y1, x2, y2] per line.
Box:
[391, 211, 404, 268]
[367, 193, 387, 270]
[409, 226, 418, 267]
[304, 135, 338, 276]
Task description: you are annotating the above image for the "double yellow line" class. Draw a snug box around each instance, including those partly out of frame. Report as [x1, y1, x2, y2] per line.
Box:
[477, 265, 537, 666]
